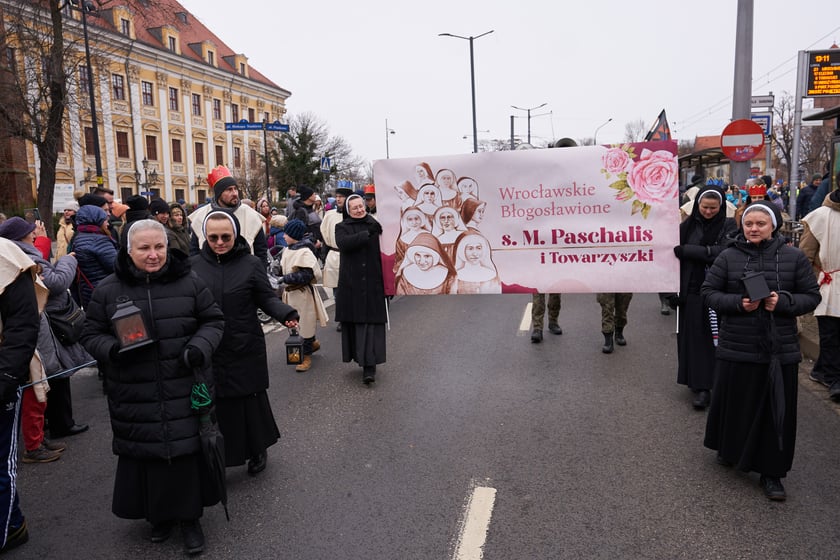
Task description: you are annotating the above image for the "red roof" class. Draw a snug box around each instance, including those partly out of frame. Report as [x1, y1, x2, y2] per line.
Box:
[92, 0, 288, 94]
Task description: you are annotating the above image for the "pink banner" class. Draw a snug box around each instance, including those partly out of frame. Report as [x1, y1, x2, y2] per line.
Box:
[372, 141, 680, 295]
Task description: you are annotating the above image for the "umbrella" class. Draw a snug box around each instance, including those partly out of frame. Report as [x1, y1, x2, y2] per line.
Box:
[18, 360, 97, 391]
[191, 363, 230, 521]
[766, 314, 785, 451]
[199, 412, 230, 521]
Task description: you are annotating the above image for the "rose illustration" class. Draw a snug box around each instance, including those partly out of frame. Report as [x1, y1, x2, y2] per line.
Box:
[626, 149, 679, 205]
[599, 143, 677, 219]
[602, 147, 633, 176]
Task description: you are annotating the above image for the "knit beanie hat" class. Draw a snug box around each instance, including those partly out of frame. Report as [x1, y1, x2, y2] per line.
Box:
[208, 165, 237, 200]
[0, 217, 35, 241]
[126, 195, 149, 211]
[111, 202, 129, 218]
[284, 219, 307, 241]
[297, 186, 315, 202]
[149, 199, 170, 216]
[78, 193, 108, 208]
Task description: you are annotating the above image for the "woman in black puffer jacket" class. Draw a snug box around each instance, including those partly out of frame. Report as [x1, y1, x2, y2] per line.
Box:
[190, 210, 298, 475]
[701, 200, 820, 502]
[81, 219, 224, 553]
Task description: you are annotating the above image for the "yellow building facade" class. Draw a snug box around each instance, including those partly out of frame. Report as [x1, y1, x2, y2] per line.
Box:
[9, 0, 290, 207]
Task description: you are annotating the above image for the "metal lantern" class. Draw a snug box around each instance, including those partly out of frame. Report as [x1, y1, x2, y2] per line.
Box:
[110, 301, 154, 352]
[285, 327, 303, 365]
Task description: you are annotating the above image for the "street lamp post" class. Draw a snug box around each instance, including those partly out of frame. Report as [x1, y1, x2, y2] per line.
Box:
[134, 158, 159, 201]
[439, 30, 494, 154]
[511, 103, 547, 145]
[262, 120, 272, 203]
[593, 118, 613, 145]
[385, 118, 396, 159]
[70, 0, 103, 187]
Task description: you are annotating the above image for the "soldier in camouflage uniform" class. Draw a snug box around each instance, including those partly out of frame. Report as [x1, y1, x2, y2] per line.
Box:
[531, 294, 562, 343]
[596, 292, 633, 353]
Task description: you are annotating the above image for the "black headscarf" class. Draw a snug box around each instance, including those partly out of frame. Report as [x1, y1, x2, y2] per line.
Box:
[680, 185, 727, 245]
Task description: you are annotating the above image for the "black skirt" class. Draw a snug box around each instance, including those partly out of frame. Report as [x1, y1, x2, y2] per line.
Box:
[215, 391, 280, 467]
[112, 452, 220, 523]
[340, 322, 386, 367]
[704, 359, 799, 478]
[676, 293, 717, 390]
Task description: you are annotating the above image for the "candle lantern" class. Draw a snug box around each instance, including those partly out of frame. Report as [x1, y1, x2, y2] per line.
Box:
[111, 301, 154, 352]
[285, 327, 303, 365]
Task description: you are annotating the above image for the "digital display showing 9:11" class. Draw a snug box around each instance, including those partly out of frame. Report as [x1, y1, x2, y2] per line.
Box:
[807, 50, 840, 97]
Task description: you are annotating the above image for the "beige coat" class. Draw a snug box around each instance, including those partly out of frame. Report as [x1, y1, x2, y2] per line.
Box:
[800, 196, 840, 317]
[0, 238, 50, 400]
[320, 209, 343, 288]
[55, 219, 74, 259]
[280, 246, 327, 338]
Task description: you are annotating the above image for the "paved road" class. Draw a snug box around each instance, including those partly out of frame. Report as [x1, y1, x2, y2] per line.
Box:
[11, 293, 840, 559]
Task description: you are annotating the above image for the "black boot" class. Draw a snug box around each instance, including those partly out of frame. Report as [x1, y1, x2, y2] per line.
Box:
[602, 333, 614, 354]
[363, 366, 376, 385]
[247, 450, 267, 475]
[530, 328, 543, 343]
[180, 520, 205, 555]
[615, 328, 626, 346]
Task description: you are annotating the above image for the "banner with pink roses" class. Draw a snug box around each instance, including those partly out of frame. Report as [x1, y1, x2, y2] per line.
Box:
[372, 140, 680, 296]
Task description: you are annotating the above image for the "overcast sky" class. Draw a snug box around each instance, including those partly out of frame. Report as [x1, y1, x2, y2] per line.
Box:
[179, 0, 840, 167]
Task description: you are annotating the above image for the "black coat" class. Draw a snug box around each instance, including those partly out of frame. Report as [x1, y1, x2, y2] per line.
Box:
[190, 237, 298, 397]
[335, 215, 387, 324]
[701, 234, 820, 365]
[81, 248, 225, 460]
[0, 272, 40, 398]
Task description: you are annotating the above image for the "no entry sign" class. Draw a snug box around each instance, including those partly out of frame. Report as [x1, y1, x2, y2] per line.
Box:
[720, 119, 765, 162]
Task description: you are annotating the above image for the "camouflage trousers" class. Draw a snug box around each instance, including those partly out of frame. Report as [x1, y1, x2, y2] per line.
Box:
[596, 293, 633, 334]
[531, 293, 561, 330]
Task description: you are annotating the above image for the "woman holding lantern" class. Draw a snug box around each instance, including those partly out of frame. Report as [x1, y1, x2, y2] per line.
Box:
[81, 219, 225, 555]
[191, 210, 299, 475]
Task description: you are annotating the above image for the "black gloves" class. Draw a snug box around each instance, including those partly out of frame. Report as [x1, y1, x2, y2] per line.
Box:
[369, 221, 383, 236]
[0, 373, 20, 403]
[183, 346, 204, 368]
[673, 245, 683, 259]
[108, 343, 121, 363]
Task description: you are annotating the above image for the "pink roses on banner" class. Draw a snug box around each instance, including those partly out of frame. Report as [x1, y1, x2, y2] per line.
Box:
[600, 145, 678, 219]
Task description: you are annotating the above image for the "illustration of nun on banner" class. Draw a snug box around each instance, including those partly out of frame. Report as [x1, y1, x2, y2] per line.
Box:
[392, 161, 500, 295]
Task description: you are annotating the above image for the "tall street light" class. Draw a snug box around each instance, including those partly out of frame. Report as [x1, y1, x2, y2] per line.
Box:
[135, 158, 159, 201]
[439, 30, 494, 154]
[593, 117, 613, 145]
[70, 0, 103, 188]
[385, 118, 396, 159]
[511, 103, 547, 145]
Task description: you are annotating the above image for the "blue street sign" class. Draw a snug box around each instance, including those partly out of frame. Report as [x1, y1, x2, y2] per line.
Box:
[751, 113, 772, 138]
[320, 156, 331, 174]
[224, 119, 289, 132]
[140, 191, 154, 196]
[265, 121, 290, 132]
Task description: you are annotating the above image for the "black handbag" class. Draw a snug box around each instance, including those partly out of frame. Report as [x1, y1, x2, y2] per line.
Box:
[46, 292, 86, 345]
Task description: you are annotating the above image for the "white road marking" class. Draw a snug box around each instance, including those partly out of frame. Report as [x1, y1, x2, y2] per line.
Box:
[519, 302, 533, 332]
[454, 485, 497, 560]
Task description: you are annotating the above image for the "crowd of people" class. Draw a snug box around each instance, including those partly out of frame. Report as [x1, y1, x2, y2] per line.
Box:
[0, 165, 388, 555]
[0, 159, 836, 555]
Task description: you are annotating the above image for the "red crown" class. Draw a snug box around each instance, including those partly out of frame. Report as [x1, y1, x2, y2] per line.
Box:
[747, 184, 767, 197]
[363, 184, 376, 195]
[207, 165, 233, 189]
